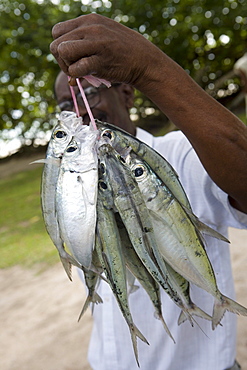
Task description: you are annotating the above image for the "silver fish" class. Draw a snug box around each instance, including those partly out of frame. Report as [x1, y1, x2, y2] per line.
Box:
[96, 120, 191, 210]
[96, 121, 229, 242]
[96, 184, 148, 367]
[129, 154, 247, 329]
[115, 212, 175, 343]
[56, 123, 98, 269]
[97, 141, 190, 317]
[41, 111, 83, 279]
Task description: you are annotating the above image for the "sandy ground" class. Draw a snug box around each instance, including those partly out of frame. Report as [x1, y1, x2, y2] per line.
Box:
[0, 153, 247, 369]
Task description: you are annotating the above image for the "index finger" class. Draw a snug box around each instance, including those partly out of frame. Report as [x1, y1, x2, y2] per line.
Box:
[52, 14, 108, 39]
[52, 17, 83, 39]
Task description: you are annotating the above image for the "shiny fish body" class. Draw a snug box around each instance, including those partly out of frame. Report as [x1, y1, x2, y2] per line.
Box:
[129, 154, 247, 328]
[41, 111, 83, 279]
[96, 189, 148, 366]
[96, 120, 191, 210]
[131, 158, 217, 288]
[56, 124, 98, 269]
[97, 142, 185, 309]
[116, 213, 175, 342]
[97, 120, 228, 241]
[119, 154, 212, 325]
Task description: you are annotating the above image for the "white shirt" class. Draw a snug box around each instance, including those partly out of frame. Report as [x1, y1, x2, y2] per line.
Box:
[85, 128, 247, 370]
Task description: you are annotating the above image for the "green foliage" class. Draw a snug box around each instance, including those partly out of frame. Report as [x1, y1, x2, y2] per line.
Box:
[0, 0, 247, 143]
[0, 165, 58, 268]
[112, 0, 247, 85]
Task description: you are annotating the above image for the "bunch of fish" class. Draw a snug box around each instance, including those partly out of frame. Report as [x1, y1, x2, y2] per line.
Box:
[39, 111, 247, 366]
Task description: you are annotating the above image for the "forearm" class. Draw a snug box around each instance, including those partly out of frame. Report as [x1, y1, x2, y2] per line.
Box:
[135, 54, 247, 213]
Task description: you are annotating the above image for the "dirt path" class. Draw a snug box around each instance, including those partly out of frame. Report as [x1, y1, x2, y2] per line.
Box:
[0, 264, 93, 370]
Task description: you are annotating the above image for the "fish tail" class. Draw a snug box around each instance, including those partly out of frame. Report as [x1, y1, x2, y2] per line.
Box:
[178, 309, 210, 337]
[154, 312, 175, 343]
[177, 309, 194, 327]
[178, 304, 212, 325]
[78, 293, 103, 321]
[212, 295, 247, 330]
[129, 324, 149, 367]
[133, 323, 149, 345]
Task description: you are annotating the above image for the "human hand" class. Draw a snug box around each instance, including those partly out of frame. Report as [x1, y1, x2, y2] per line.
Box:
[50, 13, 164, 89]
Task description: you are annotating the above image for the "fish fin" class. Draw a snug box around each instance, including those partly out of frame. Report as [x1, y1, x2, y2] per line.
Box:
[59, 251, 82, 281]
[182, 206, 230, 243]
[78, 292, 103, 321]
[129, 323, 149, 367]
[154, 312, 175, 343]
[212, 295, 247, 330]
[97, 273, 108, 284]
[126, 268, 139, 295]
[92, 292, 104, 305]
[29, 158, 46, 165]
[178, 304, 212, 325]
[178, 310, 210, 337]
[78, 296, 90, 321]
[77, 175, 89, 211]
[59, 256, 73, 281]
[177, 310, 187, 325]
[177, 309, 194, 327]
[30, 158, 60, 166]
[132, 324, 149, 345]
[88, 264, 108, 283]
[128, 284, 139, 295]
[129, 325, 140, 367]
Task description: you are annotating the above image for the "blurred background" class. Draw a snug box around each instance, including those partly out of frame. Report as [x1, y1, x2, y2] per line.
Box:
[1, 0, 247, 158]
[0, 1, 247, 369]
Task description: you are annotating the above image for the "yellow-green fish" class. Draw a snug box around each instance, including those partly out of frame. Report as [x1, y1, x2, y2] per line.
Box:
[96, 184, 148, 366]
[129, 154, 247, 329]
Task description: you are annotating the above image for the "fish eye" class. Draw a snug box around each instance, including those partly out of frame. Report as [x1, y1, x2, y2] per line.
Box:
[54, 130, 67, 140]
[66, 145, 77, 153]
[99, 180, 107, 190]
[134, 167, 144, 177]
[132, 164, 147, 180]
[102, 129, 113, 141]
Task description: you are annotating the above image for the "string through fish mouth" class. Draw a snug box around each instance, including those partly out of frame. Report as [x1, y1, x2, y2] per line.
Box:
[68, 76, 112, 131]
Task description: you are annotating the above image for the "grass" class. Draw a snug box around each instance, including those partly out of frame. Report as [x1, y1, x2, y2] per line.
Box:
[0, 166, 59, 269]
